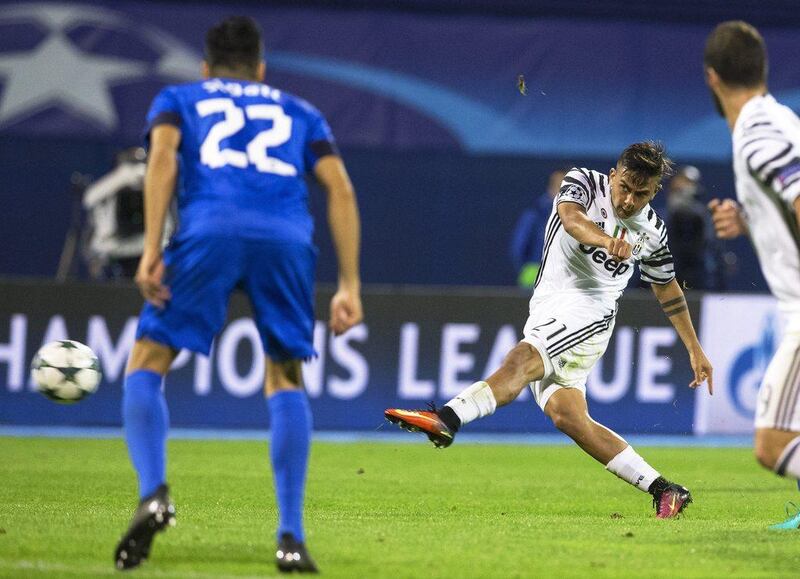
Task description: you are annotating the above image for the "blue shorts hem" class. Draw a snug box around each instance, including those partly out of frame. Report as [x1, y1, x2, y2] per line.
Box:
[265, 346, 317, 363]
[136, 327, 213, 357]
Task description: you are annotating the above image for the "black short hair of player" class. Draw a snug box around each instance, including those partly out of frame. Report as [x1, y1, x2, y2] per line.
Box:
[704, 21, 767, 88]
[617, 141, 674, 187]
[205, 16, 263, 75]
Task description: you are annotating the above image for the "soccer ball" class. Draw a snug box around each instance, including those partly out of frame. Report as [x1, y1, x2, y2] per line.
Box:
[30, 340, 102, 403]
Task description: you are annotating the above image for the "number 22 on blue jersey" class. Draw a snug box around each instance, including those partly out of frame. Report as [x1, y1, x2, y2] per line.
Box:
[196, 97, 297, 176]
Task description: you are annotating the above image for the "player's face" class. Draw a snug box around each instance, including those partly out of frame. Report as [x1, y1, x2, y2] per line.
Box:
[609, 167, 659, 219]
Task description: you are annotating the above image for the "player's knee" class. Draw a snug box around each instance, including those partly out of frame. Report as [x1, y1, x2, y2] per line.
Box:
[552, 413, 585, 435]
[265, 381, 303, 396]
[547, 405, 588, 436]
[264, 358, 304, 396]
[502, 343, 543, 383]
[754, 445, 777, 470]
[126, 339, 176, 375]
[754, 433, 780, 470]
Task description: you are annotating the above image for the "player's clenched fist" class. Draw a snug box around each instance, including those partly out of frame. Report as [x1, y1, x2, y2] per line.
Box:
[605, 237, 632, 260]
[708, 198, 747, 239]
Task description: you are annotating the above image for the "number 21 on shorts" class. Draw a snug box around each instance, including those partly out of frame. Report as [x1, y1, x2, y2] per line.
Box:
[532, 318, 568, 340]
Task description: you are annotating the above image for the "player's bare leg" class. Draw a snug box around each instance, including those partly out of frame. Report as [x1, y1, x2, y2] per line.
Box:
[749, 333, 800, 529]
[265, 358, 318, 574]
[755, 428, 800, 471]
[543, 387, 691, 517]
[385, 343, 544, 447]
[126, 338, 178, 375]
[115, 339, 178, 570]
[755, 427, 800, 530]
[484, 342, 546, 405]
[386, 342, 690, 517]
[543, 389, 626, 463]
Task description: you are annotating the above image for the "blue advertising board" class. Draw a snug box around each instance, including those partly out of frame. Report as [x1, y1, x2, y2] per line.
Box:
[0, 281, 701, 434]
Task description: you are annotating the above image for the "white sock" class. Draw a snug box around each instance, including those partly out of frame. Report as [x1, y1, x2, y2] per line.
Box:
[445, 381, 497, 427]
[605, 445, 660, 493]
[775, 436, 800, 479]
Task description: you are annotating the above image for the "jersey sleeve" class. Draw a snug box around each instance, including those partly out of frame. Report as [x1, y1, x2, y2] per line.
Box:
[639, 225, 676, 285]
[303, 109, 340, 171]
[143, 87, 182, 145]
[740, 132, 800, 204]
[556, 168, 595, 210]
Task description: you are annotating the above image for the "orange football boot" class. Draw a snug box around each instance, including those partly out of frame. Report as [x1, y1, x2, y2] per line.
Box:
[384, 404, 455, 448]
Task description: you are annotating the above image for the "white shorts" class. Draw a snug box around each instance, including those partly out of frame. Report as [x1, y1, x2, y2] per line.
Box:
[521, 293, 617, 411]
[755, 321, 800, 432]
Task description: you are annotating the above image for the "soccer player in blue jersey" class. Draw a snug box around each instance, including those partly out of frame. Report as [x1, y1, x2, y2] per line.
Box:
[113, 17, 362, 573]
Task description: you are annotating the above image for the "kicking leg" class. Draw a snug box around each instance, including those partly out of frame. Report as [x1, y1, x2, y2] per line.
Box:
[443, 342, 546, 429]
[115, 339, 177, 570]
[544, 388, 691, 518]
[385, 342, 545, 447]
[265, 358, 318, 573]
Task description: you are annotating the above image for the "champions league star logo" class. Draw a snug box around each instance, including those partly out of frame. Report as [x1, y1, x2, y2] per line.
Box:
[0, 3, 199, 132]
[561, 185, 588, 205]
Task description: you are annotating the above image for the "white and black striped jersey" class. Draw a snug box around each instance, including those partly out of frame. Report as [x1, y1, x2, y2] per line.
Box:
[532, 167, 674, 310]
[733, 94, 800, 314]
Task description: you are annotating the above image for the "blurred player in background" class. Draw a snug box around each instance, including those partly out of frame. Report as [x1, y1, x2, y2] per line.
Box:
[387, 142, 713, 518]
[114, 16, 362, 572]
[705, 21, 800, 530]
[665, 165, 713, 290]
[510, 167, 569, 288]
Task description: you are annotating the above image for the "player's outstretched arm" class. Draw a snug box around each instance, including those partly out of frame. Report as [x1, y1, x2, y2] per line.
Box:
[314, 155, 363, 336]
[136, 124, 180, 308]
[707, 198, 747, 239]
[651, 279, 713, 395]
[557, 202, 631, 260]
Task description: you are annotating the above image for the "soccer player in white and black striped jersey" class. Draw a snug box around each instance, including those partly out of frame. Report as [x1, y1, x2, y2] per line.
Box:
[386, 142, 714, 519]
[705, 21, 800, 530]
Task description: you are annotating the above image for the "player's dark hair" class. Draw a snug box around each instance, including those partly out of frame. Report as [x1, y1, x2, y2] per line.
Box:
[704, 21, 767, 88]
[205, 16, 263, 76]
[617, 141, 674, 186]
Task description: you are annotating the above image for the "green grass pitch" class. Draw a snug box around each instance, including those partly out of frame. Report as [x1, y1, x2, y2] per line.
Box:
[1, 437, 799, 578]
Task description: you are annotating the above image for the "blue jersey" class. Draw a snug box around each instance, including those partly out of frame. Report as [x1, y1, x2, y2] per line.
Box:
[144, 78, 338, 245]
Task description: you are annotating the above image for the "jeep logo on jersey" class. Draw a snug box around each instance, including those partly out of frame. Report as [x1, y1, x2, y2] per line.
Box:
[578, 244, 631, 277]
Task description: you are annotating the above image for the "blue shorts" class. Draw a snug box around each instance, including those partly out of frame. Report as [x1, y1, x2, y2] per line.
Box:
[136, 236, 316, 361]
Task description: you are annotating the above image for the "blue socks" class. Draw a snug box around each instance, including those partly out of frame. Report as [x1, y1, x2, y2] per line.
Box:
[122, 371, 311, 539]
[268, 390, 312, 542]
[123, 370, 169, 499]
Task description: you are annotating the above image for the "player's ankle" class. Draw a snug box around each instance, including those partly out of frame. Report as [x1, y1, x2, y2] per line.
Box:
[438, 405, 461, 433]
[444, 381, 497, 428]
[647, 476, 669, 496]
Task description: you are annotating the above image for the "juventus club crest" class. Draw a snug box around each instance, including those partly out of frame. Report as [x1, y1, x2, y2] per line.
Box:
[632, 232, 649, 257]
